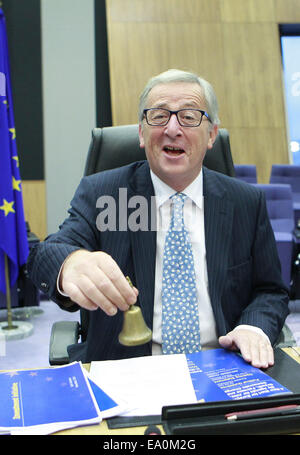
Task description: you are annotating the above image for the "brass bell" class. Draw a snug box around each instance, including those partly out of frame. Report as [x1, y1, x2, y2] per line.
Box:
[118, 277, 152, 346]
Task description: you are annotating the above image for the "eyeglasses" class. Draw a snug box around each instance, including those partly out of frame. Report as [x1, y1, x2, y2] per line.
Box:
[143, 108, 212, 127]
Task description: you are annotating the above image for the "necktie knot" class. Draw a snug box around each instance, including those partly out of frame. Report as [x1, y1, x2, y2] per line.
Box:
[171, 192, 187, 207]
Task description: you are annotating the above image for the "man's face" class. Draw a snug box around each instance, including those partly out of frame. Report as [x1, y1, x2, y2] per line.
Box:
[139, 82, 218, 192]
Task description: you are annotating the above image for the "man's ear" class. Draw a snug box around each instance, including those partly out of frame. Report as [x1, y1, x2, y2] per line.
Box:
[138, 123, 145, 149]
[207, 124, 219, 150]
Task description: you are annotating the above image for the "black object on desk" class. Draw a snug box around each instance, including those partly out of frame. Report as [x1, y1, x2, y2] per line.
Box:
[265, 347, 300, 393]
[162, 393, 300, 435]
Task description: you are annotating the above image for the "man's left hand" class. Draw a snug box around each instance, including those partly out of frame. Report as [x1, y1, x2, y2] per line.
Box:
[218, 328, 274, 369]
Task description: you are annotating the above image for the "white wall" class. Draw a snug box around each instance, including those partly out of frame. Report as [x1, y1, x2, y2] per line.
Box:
[41, 0, 96, 235]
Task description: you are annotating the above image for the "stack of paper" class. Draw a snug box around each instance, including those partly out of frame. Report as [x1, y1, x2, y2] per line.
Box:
[0, 362, 126, 435]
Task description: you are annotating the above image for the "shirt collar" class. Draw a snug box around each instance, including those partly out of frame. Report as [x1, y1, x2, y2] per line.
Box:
[150, 169, 203, 210]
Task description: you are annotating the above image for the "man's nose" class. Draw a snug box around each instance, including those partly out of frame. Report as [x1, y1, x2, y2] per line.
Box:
[164, 113, 182, 136]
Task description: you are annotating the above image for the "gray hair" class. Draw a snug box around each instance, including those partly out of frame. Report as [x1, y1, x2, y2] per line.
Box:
[138, 69, 220, 126]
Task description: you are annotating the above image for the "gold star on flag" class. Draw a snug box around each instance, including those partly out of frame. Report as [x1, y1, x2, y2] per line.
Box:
[9, 127, 16, 140]
[5, 371, 19, 377]
[0, 199, 15, 216]
[12, 155, 19, 167]
[12, 176, 21, 191]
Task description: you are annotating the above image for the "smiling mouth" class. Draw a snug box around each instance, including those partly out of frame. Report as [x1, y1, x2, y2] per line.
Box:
[163, 146, 185, 156]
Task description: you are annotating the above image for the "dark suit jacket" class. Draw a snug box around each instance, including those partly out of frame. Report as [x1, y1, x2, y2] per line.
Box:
[27, 161, 289, 362]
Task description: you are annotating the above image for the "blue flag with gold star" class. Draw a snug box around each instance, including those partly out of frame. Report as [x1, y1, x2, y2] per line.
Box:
[0, 8, 29, 295]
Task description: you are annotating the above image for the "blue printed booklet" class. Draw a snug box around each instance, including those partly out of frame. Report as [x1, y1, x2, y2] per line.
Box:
[0, 362, 102, 434]
[186, 349, 291, 402]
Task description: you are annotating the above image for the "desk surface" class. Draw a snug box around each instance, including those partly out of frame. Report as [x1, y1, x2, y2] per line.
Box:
[54, 347, 300, 436]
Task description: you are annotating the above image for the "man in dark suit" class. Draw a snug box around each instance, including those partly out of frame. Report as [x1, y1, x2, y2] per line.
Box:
[27, 69, 289, 367]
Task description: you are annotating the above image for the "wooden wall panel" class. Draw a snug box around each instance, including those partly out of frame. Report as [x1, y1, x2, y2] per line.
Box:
[22, 181, 47, 241]
[221, 23, 285, 128]
[220, 0, 275, 22]
[107, 22, 225, 125]
[220, 22, 288, 182]
[274, 0, 300, 22]
[106, 0, 296, 183]
[108, 0, 221, 22]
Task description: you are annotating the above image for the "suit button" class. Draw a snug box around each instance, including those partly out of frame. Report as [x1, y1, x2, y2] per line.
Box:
[40, 282, 49, 292]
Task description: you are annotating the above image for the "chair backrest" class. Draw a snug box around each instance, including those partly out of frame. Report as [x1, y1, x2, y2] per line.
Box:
[252, 183, 294, 233]
[84, 125, 235, 177]
[234, 164, 257, 183]
[270, 164, 300, 195]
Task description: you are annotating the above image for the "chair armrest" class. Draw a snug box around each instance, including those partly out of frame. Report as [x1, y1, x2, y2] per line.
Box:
[275, 323, 296, 348]
[49, 321, 80, 365]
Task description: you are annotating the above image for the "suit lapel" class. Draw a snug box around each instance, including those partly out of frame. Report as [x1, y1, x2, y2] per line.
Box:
[127, 162, 156, 333]
[203, 168, 234, 334]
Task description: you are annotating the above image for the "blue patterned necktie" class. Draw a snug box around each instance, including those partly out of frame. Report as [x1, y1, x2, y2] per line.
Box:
[161, 193, 201, 354]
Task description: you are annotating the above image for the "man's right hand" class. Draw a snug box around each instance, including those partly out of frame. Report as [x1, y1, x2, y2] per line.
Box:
[59, 250, 138, 316]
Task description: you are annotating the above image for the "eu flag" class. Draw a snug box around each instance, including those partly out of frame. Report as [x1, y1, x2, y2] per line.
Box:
[0, 8, 29, 295]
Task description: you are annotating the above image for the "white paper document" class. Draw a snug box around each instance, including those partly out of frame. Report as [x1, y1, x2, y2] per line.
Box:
[90, 354, 197, 416]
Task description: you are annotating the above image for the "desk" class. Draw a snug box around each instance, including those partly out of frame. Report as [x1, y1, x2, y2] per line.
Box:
[53, 347, 300, 436]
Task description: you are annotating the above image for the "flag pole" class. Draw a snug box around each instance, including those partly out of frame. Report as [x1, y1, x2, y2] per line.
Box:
[2, 253, 17, 330]
[0, 252, 34, 340]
